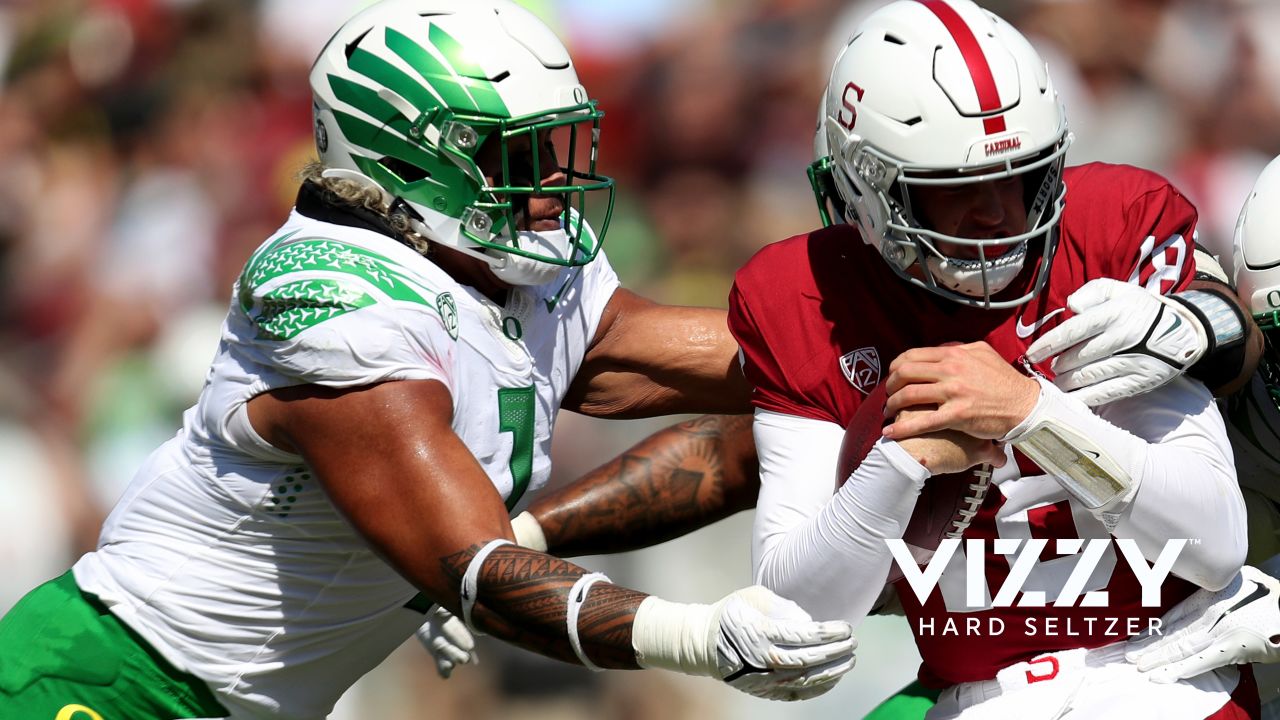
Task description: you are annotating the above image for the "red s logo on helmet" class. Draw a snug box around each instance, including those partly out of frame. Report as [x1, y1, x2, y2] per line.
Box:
[838, 82, 865, 130]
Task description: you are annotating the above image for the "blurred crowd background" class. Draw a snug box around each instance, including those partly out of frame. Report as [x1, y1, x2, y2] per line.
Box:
[2, 0, 1279, 718]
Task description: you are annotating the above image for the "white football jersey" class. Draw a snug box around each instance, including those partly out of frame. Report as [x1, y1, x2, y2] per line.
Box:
[73, 201, 619, 720]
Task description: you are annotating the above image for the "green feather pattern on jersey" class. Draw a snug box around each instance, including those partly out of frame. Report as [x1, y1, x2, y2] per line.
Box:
[238, 230, 448, 341]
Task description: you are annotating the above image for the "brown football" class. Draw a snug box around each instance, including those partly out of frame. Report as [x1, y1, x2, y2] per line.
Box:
[835, 384, 991, 582]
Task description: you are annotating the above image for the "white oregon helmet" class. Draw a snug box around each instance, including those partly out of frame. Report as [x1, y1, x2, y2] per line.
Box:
[310, 0, 614, 286]
[1233, 156, 1280, 321]
[1234, 155, 1280, 404]
[818, 0, 1070, 308]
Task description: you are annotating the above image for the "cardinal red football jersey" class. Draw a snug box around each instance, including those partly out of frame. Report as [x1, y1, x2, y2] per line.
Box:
[729, 162, 1201, 686]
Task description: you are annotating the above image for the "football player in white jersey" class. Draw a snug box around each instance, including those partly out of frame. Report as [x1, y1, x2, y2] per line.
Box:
[1119, 156, 1280, 718]
[0, 3, 858, 719]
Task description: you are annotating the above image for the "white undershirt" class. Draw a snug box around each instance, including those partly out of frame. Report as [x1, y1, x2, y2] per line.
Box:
[752, 411, 929, 625]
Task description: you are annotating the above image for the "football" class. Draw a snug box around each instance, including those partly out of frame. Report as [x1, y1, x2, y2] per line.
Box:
[835, 384, 993, 582]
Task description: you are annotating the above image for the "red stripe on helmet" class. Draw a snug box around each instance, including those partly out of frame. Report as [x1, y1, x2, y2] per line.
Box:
[915, 0, 1006, 136]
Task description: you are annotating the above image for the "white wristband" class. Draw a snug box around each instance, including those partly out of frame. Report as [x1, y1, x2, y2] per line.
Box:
[460, 539, 513, 634]
[566, 572, 611, 671]
[511, 511, 548, 552]
[631, 596, 718, 677]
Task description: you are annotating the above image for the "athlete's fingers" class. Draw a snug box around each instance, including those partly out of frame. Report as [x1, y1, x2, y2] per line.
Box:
[883, 384, 948, 419]
[884, 362, 946, 396]
[888, 347, 952, 375]
[882, 406, 954, 440]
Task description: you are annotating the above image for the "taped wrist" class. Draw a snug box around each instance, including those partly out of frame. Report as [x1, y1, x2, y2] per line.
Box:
[1005, 378, 1147, 526]
[1171, 286, 1248, 390]
[510, 511, 548, 553]
[631, 596, 719, 677]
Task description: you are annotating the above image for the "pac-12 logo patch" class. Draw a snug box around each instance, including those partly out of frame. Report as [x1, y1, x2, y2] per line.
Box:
[840, 347, 880, 394]
[437, 292, 459, 339]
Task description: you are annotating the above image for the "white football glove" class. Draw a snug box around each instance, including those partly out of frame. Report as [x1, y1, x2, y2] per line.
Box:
[1125, 565, 1280, 683]
[415, 605, 477, 679]
[632, 585, 856, 702]
[714, 586, 857, 701]
[1026, 278, 1207, 407]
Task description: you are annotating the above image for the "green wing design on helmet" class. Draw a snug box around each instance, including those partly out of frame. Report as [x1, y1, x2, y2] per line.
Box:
[311, 5, 615, 273]
[386, 26, 510, 117]
[238, 232, 451, 341]
[333, 25, 510, 156]
[327, 25, 516, 219]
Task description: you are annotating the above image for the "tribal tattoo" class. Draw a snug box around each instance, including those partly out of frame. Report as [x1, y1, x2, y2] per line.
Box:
[529, 414, 757, 556]
[441, 543, 646, 668]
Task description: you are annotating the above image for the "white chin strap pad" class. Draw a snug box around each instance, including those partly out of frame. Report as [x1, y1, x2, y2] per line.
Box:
[490, 228, 572, 286]
[924, 243, 1027, 297]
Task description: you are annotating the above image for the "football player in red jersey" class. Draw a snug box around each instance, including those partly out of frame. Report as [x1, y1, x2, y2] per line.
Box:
[857, 163, 1280, 719]
[730, 0, 1259, 717]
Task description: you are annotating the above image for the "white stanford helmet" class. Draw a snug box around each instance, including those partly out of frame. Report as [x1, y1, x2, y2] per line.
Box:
[819, 0, 1070, 308]
[310, 0, 613, 286]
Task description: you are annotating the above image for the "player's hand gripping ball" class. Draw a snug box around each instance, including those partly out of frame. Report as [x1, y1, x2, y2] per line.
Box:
[836, 384, 996, 582]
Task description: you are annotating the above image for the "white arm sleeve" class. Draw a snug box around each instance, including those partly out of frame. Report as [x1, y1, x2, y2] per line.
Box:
[1005, 377, 1246, 591]
[752, 410, 930, 626]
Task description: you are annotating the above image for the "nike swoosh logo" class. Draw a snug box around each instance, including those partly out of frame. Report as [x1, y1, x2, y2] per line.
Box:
[1207, 581, 1270, 632]
[1015, 308, 1066, 339]
[1157, 313, 1182, 341]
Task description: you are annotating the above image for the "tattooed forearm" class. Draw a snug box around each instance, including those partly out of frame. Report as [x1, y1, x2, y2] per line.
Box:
[530, 414, 758, 556]
[441, 544, 646, 668]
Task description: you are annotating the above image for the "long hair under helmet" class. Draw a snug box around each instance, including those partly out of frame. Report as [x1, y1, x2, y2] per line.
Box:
[813, 0, 1070, 308]
[310, 0, 614, 286]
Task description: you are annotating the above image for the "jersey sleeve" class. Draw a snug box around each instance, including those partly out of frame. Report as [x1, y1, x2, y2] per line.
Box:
[261, 301, 456, 392]
[233, 244, 458, 394]
[573, 247, 621, 348]
[1117, 178, 1198, 295]
[728, 271, 838, 424]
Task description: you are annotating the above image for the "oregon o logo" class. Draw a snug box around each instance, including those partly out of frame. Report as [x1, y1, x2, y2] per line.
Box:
[502, 316, 523, 341]
[1268, 289, 1280, 309]
[437, 292, 459, 340]
[56, 705, 104, 720]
